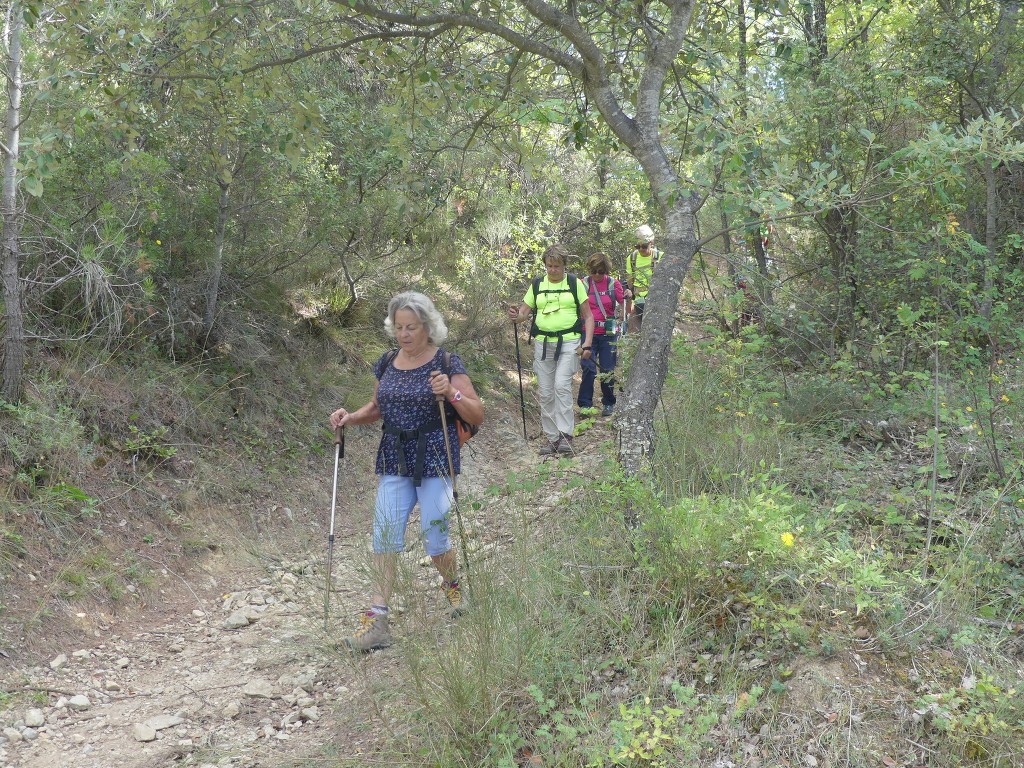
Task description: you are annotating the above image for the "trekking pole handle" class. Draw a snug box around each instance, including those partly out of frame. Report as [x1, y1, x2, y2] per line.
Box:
[334, 425, 344, 457]
[431, 370, 445, 402]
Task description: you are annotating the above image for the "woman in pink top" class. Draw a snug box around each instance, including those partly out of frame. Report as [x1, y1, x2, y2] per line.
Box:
[577, 252, 631, 417]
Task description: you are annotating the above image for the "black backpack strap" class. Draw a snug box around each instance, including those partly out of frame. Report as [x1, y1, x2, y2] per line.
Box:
[381, 348, 399, 372]
[382, 415, 443, 487]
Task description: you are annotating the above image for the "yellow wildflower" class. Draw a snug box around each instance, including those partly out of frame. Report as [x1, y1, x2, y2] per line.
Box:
[781, 532, 795, 547]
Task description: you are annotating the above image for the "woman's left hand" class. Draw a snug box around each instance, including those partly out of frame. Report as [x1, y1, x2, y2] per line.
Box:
[429, 371, 450, 399]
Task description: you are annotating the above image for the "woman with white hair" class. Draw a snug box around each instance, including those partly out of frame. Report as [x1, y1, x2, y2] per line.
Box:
[329, 292, 484, 651]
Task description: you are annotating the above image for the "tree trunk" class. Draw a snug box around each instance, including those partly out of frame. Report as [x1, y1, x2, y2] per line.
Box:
[203, 179, 230, 345]
[736, 0, 773, 308]
[981, 159, 997, 322]
[616, 196, 699, 498]
[1, 3, 24, 403]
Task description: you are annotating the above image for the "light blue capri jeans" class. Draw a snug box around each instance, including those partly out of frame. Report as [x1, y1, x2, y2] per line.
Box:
[373, 475, 454, 557]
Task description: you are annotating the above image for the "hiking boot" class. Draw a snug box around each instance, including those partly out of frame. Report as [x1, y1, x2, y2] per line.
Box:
[539, 440, 560, 456]
[343, 611, 392, 652]
[556, 435, 575, 455]
[602, 404, 614, 417]
[443, 581, 468, 618]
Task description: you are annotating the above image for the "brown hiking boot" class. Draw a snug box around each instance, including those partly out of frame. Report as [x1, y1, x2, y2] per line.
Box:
[443, 581, 468, 618]
[343, 611, 393, 652]
[556, 434, 575, 455]
[538, 440, 559, 456]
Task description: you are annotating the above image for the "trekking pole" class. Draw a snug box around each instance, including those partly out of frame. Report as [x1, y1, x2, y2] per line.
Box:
[512, 321, 528, 439]
[433, 374, 472, 587]
[621, 275, 630, 337]
[323, 425, 343, 632]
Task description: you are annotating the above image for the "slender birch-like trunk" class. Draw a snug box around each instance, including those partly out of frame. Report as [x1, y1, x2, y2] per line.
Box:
[1, 2, 25, 402]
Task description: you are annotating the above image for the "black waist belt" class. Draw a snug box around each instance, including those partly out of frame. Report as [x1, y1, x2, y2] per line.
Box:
[382, 416, 443, 486]
[534, 329, 578, 361]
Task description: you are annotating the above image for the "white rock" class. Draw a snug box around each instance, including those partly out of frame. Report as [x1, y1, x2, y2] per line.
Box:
[115, 657, 130, 668]
[277, 671, 316, 692]
[67, 695, 91, 711]
[144, 715, 184, 731]
[2, 727, 22, 742]
[72, 649, 90, 659]
[242, 680, 276, 699]
[104, 681, 121, 692]
[222, 612, 250, 630]
[24, 709, 45, 728]
[132, 723, 157, 742]
[299, 707, 320, 722]
[72, 734, 86, 745]
[20, 728, 38, 742]
[240, 605, 264, 620]
[222, 701, 241, 719]
[280, 711, 301, 728]
[49, 654, 68, 670]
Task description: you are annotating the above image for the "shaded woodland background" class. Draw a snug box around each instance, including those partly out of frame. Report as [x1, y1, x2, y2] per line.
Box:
[3, 2, 1024, 767]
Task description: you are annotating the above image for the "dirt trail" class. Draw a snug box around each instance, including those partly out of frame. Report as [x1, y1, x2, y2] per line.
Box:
[1, 408, 607, 767]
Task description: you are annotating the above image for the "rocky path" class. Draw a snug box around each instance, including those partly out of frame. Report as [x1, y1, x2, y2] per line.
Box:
[0, 410, 603, 767]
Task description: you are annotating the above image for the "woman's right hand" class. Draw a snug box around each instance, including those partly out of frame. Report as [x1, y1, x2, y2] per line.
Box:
[329, 408, 350, 428]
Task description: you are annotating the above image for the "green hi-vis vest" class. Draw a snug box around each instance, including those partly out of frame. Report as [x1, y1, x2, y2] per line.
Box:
[627, 247, 659, 299]
[525, 274, 586, 360]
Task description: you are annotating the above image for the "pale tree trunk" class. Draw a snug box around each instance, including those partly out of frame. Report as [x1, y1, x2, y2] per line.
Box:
[202, 179, 230, 345]
[1, 3, 24, 402]
[561, 0, 701, 494]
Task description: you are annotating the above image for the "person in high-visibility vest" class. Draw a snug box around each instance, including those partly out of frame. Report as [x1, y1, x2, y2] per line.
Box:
[625, 224, 660, 333]
[509, 244, 595, 456]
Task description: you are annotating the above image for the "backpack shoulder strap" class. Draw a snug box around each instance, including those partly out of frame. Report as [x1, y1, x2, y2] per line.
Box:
[567, 274, 581, 310]
[383, 348, 399, 368]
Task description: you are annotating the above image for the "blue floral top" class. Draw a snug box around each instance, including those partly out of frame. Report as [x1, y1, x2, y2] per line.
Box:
[373, 349, 465, 479]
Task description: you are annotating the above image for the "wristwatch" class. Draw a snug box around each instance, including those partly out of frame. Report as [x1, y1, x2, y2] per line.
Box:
[449, 389, 463, 403]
